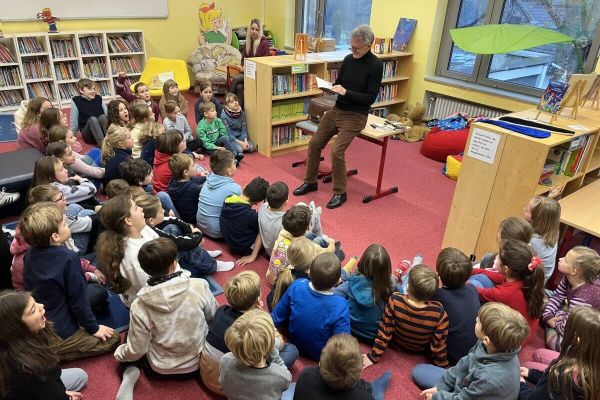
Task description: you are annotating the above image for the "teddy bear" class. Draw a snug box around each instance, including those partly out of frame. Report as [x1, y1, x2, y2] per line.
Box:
[387, 103, 430, 142]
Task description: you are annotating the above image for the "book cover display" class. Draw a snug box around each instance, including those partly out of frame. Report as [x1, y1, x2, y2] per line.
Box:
[392, 18, 417, 52]
[537, 81, 569, 114]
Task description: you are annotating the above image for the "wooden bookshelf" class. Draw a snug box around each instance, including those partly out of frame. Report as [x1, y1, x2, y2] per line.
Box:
[0, 30, 147, 112]
[442, 107, 600, 259]
[0, 36, 25, 110]
[245, 50, 413, 157]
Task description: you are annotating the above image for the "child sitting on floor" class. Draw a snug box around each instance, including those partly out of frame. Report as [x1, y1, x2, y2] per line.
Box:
[259, 181, 289, 255]
[194, 80, 222, 123]
[104, 179, 130, 199]
[163, 100, 202, 155]
[32, 156, 97, 207]
[412, 302, 529, 400]
[523, 196, 561, 281]
[134, 193, 234, 274]
[129, 100, 156, 158]
[159, 79, 188, 120]
[197, 102, 243, 162]
[220, 176, 269, 264]
[70, 78, 107, 145]
[168, 153, 207, 224]
[272, 253, 350, 360]
[105, 99, 130, 130]
[222, 92, 256, 154]
[153, 129, 186, 193]
[220, 309, 292, 400]
[21, 202, 118, 361]
[17, 96, 52, 151]
[542, 246, 600, 351]
[114, 238, 218, 399]
[433, 247, 480, 365]
[473, 216, 533, 270]
[139, 122, 165, 167]
[115, 71, 160, 122]
[48, 125, 104, 180]
[196, 149, 241, 238]
[363, 264, 449, 368]
[101, 125, 134, 185]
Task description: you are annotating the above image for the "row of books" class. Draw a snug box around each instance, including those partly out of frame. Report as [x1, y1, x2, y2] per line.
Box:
[23, 58, 50, 80]
[110, 57, 142, 74]
[0, 43, 16, 63]
[382, 60, 398, 79]
[50, 39, 77, 59]
[79, 36, 105, 55]
[17, 37, 43, 54]
[57, 83, 79, 100]
[54, 62, 80, 80]
[0, 90, 24, 107]
[272, 99, 307, 120]
[271, 126, 305, 146]
[83, 60, 108, 78]
[272, 73, 316, 96]
[0, 67, 22, 87]
[539, 135, 592, 184]
[370, 107, 389, 118]
[107, 35, 143, 53]
[96, 81, 111, 96]
[327, 68, 340, 82]
[375, 84, 399, 103]
[27, 82, 54, 100]
[371, 37, 394, 54]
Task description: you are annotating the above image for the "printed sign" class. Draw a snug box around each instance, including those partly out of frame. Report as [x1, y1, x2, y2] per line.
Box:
[467, 127, 501, 165]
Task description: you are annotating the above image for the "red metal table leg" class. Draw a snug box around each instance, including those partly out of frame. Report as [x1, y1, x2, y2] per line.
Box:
[362, 136, 398, 203]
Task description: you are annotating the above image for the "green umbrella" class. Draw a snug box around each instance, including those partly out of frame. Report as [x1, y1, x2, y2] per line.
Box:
[450, 24, 572, 54]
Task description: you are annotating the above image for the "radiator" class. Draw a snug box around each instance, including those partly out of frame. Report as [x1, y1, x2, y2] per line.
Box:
[427, 95, 506, 119]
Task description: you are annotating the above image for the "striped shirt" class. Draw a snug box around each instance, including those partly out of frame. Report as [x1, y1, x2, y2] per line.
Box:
[542, 277, 600, 337]
[367, 293, 449, 367]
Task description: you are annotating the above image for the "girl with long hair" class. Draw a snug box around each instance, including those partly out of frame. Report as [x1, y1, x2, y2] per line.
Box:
[129, 100, 154, 158]
[106, 99, 130, 129]
[0, 290, 88, 400]
[96, 195, 158, 308]
[101, 124, 134, 185]
[472, 238, 546, 344]
[520, 306, 600, 400]
[48, 125, 104, 180]
[17, 97, 52, 152]
[32, 156, 97, 206]
[158, 79, 188, 120]
[523, 196, 561, 280]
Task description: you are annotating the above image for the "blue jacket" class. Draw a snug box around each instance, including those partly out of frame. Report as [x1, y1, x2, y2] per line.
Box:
[24, 246, 98, 339]
[272, 279, 350, 360]
[431, 285, 480, 365]
[103, 147, 133, 185]
[140, 138, 156, 167]
[168, 177, 206, 224]
[347, 274, 386, 341]
[221, 108, 248, 142]
[196, 173, 241, 238]
[219, 194, 258, 256]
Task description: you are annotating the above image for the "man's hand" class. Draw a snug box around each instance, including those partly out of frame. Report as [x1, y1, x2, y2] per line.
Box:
[420, 387, 438, 400]
[93, 325, 114, 341]
[331, 85, 347, 96]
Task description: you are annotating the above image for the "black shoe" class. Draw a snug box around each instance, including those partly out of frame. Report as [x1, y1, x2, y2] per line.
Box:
[235, 153, 245, 161]
[293, 182, 318, 196]
[327, 193, 347, 209]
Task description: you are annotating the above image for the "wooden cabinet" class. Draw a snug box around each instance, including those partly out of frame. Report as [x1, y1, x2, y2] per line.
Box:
[244, 50, 412, 157]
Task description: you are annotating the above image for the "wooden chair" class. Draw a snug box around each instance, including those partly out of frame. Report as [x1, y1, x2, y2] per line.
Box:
[226, 64, 243, 88]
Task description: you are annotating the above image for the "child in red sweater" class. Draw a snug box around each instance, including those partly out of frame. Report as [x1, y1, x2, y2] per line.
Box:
[152, 129, 186, 193]
[470, 239, 545, 343]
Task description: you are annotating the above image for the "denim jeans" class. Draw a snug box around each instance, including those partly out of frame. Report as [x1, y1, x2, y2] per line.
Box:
[60, 368, 88, 391]
[279, 343, 299, 369]
[204, 136, 240, 156]
[467, 274, 495, 289]
[161, 224, 216, 276]
[230, 138, 257, 154]
[157, 191, 178, 217]
[305, 232, 328, 248]
[411, 363, 446, 389]
[66, 204, 96, 255]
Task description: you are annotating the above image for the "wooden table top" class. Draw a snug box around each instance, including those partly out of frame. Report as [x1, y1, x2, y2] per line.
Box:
[559, 178, 600, 236]
[361, 114, 404, 139]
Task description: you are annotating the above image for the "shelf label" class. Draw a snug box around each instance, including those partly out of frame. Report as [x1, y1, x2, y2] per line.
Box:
[245, 60, 256, 80]
[291, 64, 308, 74]
[466, 127, 500, 165]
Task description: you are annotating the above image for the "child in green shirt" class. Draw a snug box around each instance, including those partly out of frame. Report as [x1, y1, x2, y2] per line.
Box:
[196, 101, 244, 165]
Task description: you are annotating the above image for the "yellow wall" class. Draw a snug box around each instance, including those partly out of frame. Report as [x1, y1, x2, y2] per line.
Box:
[1, 0, 261, 62]
[264, 0, 295, 49]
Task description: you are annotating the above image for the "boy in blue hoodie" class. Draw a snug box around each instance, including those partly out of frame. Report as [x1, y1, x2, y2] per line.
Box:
[168, 154, 207, 224]
[196, 149, 242, 238]
[412, 302, 530, 400]
[220, 176, 269, 264]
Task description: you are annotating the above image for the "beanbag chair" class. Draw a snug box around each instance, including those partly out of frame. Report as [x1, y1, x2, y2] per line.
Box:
[444, 154, 463, 181]
[420, 127, 470, 162]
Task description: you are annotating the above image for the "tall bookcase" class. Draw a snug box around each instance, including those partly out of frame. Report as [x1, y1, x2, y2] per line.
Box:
[244, 50, 412, 157]
[0, 30, 146, 112]
[442, 107, 600, 259]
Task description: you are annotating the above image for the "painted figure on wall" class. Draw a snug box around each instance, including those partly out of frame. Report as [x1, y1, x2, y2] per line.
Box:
[198, 2, 232, 45]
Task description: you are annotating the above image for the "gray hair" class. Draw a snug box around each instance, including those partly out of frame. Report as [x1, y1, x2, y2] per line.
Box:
[350, 25, 374, 45]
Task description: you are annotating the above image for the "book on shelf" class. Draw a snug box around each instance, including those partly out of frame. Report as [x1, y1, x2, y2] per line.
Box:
[537, 81, 569, 114]
[83, 59, 108, 78]
[327, 68, 340, 82]
[110, 57, 141, 74]
[54, 62, 80, 80]
[392, 18, 417, 52]
[375, 84, 398, 103]
[272, 99, 307, 120]
[0, 43, 17, 63]
[79, 36, 104, 54]
[541, 135, 591, 182]
[23, 58, 50, 79]
[0, 67, 22, 87]
[370, 107, 389, 118]
[27, 82, 54, 99]
[17, 37, 43, 54]
[271, 125, 304, 146]
[371, 37, 394, 54]
[272, 73, 316, 95]
[107, 35, 142, 53]
[382, 60, 398, 79]
[58, 83, 79, 100]
[0, 90, 24, 107]
[50, 39, 76, 58]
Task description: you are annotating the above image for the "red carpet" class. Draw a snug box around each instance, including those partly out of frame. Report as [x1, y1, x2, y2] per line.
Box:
[4, 94, 545, 399]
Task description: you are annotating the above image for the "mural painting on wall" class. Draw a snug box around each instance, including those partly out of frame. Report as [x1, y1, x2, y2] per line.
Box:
[198, 2, 232, 45]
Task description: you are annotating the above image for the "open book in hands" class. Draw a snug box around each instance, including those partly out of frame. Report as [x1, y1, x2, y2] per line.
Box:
[316, 76, 336, 94]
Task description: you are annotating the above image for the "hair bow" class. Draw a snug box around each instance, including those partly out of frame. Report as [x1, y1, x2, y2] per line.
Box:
[200, 2, 216, 13]
[528, 256, 542, 271]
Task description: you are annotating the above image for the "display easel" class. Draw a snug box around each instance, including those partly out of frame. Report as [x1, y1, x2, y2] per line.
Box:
[584, 75, 600, 110]
[536, 80, 584, 122]
[294, 33, 308, 61]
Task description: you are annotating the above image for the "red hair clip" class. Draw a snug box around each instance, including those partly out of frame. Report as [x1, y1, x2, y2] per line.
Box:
[528, 256, 542, 271]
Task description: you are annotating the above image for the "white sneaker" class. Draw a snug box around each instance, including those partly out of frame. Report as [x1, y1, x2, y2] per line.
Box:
[0, 188, 20, 207]
[207, 249, 222, 258]
[216, 260, 235, 272]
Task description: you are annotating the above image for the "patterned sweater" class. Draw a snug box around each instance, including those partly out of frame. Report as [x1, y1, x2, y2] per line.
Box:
[367, 293, 449, 367]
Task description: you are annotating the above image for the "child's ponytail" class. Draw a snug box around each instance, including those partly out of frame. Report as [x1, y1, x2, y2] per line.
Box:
[499, 239, 544, 319]
[96, 195, 131, 294]
[270, 268, 293, 310]
[102, 125, 129, 164]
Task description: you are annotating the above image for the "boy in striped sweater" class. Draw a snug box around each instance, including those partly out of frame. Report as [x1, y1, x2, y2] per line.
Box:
[363, 265, 449, 368]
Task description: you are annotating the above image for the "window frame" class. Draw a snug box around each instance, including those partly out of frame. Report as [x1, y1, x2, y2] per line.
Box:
[436, 0, 600, 97]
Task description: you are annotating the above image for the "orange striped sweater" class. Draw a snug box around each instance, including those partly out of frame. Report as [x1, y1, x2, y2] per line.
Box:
[367, 293, 449, 367]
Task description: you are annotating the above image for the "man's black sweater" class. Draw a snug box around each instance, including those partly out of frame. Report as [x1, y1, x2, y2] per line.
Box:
[334, 51, 383, 115]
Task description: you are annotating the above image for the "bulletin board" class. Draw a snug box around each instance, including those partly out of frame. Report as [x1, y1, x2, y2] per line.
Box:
[0, 0, 169, 21]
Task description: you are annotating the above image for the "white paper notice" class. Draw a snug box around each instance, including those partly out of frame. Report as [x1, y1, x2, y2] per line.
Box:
[245, 60, 256, 80]
[466, 127, 501, 165]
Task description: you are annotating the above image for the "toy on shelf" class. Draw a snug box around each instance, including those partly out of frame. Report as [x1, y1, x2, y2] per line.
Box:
[36, 8, 60, 33]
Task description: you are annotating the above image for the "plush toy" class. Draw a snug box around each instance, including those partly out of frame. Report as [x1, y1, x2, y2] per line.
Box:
[388, 103, 430, 142]
[37, 8, 60, 33]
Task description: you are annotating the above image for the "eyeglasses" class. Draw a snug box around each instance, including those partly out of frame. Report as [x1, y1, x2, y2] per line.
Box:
[53, 193, 64, 203]
[349, 42, 369, 52]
